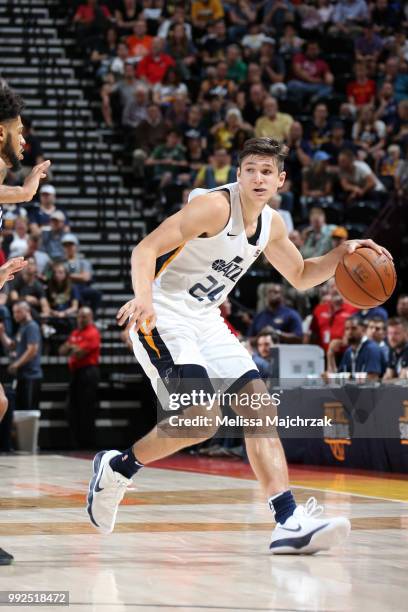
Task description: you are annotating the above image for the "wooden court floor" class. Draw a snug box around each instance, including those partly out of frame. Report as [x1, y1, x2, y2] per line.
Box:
[0, 453, 407, 612]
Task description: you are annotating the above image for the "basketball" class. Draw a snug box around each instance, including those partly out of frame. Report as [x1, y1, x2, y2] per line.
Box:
[335, 247, 397, 309]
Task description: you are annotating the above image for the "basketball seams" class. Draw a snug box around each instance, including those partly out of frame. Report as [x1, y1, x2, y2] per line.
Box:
[354, 250, 394, 297]
[341, 255, 383, 303]
[336, 261, 374, 308]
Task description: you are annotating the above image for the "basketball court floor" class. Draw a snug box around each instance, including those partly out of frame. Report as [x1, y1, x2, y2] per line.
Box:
[0, 453, 407, 611]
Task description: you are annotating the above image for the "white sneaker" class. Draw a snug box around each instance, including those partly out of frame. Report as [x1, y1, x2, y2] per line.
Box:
[270, 497, 350, 554]
[86, 450, 132, 534]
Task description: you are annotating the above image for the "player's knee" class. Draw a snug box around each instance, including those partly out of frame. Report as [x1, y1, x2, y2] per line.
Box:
[0, 388, 8, 422]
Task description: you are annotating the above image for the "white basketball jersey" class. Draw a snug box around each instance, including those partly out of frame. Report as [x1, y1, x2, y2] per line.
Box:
[153, 182, 273, 310]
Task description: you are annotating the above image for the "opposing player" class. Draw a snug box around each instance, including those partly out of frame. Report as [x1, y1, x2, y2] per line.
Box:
[87, 138, 389, 553]
[0, 82, 51, 565]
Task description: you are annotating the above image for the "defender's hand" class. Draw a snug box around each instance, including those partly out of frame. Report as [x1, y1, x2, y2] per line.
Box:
[22, 160, 51, 201]
[117, 297, 157, 333]
[0, 257, 27, 289]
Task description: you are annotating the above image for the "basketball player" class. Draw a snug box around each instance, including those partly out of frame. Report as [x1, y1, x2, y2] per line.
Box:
[0, 82, 51, 565]
[88, 138, 389, 553]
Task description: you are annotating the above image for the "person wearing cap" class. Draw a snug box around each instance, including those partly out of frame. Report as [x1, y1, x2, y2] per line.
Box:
[331, 226, 348, 249]
[28, 183, 69, 235]
[62, 234, 102, 316]
[41, 210, 70, 261]
[255, 97, 293, 141]
[301, 150, 334, 219]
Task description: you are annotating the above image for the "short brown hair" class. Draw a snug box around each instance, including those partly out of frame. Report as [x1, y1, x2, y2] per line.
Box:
[238, 137, 288, 172]
[388, 317, 408, 330]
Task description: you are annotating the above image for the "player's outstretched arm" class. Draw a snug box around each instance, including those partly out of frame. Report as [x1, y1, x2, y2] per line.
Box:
[0, 159, 51, 203]
[264, 212, 391, 292]
[117, 193, 230, 332]
[0, 257, 28, 290]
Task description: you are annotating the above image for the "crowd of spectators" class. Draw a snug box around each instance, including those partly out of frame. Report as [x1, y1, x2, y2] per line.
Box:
[73, 0, 407, 226]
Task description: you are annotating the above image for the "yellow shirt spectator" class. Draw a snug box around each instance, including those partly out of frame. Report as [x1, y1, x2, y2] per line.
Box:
[191, 0, 224, 27]
[255, 97, 294, 141]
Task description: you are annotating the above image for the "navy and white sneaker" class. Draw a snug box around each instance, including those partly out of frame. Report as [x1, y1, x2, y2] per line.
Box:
[86, 450, 132, 534]
[270, 497, 350, 554]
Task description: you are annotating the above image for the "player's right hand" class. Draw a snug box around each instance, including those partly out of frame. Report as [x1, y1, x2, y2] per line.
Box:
[22, 160, 51, 201]
[116, 297, 157, 334]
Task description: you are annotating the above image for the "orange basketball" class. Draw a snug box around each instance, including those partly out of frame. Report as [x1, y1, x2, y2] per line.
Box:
[335, 247, 396, 309]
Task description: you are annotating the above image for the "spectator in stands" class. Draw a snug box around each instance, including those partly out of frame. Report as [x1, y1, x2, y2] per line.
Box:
[210, 108, 252, 154]
[300, 207, 336, 259]
[337, 148, 385, 202]
[279, 23, 304, 61]
[378, 56, 408, 103]
[41, 211, 68, 261]
[199, 61, 236, 102]
[164, 92, 189, 129]
[252, 331, 277, 380]
[262, 0, 294, 32]
[0, 287, 12, 337]
[395, 144, 408, 198]
[90, 27, 118, 80]
[225, 0, 256, 42]
[322, 123, 355, 165]
[0, 201, 27, 236]
[355, 23, 384, 62]
[334, 316, 384, 380]
[158, 6, 192, 40]
[184, 134, 207, 183]
[191, 0, 224, 33]
[193, 148, 236, 189]
[378, 144, 403, 189]
[352, 105, 386, 160]
[73, 0, 112, 47]
[366, 316, 390, 363]
[389, 100, 408, 148]
[248, 283, 303, 344]
[346, 62, 376, 110]
[285, 121, 313, 192]
[145, 129, 187, 188]
[371, 0, 403, 35]
[310, 279, 357, 354]
[106, 62, 140, 126]
[126, 19, 153, 61]
[200, 19, 229, 66]
[61, 234, 101, 316]
[132, 104, 168, 176]
[0, 300, 42, 411]
[152, 67, 188, 107]
[356, 304, 388, 323]
[396, 295, 408, 326]
[9, 258, 50, 321]
[28, 184, 69, 235]
[383, 317, 408, 380]
[114, 0, 139, 34]
[375, 82, 398, 127]
[182, 105, 207, 148]
[122, 85, 149, 131]
[46, 263, 79, 333]
[109, 42, 131, 78]
[165, 23, 197, 81]
[287, 41, 334, 107]
[242, 83, 267, 126]
[331, 0, 369, 36]
[300, 151, 334, 218]
[4, 217, 29, 259]
[258, 38, 286, 98]
[25, 235, 50, 281]
[59, 307, 101, 449]
[305, 103, 331, 151]
[226, 44, 247, 84]
[136, 37, 175, 85]
[254, 97, 293, 142]
[330, 226, 348, 249]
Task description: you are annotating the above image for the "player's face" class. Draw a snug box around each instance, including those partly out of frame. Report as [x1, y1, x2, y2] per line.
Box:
[237, 156, 285, 205]
[0, 116, 25, 170]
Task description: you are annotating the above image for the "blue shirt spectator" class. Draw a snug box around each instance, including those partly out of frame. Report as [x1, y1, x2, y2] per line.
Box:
[339, 317, 384, 379]
[248, 284, 303, 342]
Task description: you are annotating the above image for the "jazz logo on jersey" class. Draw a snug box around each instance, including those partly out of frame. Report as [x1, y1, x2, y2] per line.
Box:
[211, 256, 244, 281]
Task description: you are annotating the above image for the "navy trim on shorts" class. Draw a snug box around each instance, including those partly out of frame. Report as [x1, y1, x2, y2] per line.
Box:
[224, 369, 262, 395]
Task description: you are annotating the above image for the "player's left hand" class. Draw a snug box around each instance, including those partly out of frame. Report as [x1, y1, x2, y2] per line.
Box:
[342, 239, 392, 261]
[0, 257, 28, 289]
